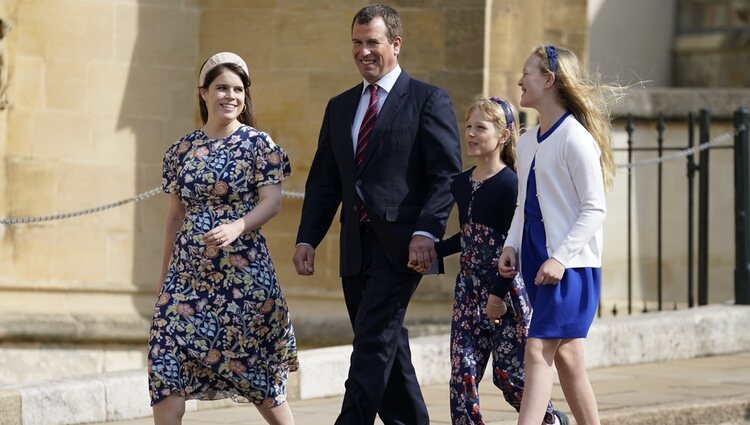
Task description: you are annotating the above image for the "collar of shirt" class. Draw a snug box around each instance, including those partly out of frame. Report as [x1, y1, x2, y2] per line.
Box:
[360, 65, 401, 97]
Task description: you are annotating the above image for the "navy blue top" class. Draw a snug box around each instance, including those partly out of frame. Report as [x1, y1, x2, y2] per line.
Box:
[436, 166, 518, 295]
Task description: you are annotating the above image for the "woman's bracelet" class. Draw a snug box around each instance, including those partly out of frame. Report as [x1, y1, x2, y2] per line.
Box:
[489, 302, 503, 307]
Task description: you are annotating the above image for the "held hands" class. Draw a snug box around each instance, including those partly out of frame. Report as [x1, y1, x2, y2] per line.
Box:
[497, 246, 517, 278]
[292, 244, 316, 276]
[486, 294, 507, 323]
[203, 221, 244, 249]
[407, 235, 437, 274]
[534, 257, 565, 285]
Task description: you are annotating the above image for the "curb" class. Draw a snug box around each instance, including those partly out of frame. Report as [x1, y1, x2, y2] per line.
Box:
[600, 394, 750, 425]
[2, 305, 750, 425]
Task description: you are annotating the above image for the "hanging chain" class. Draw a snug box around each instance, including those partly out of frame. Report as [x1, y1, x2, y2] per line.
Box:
[0, 189, 305, 225]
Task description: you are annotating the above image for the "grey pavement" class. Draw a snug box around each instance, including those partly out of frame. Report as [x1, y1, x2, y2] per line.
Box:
[89, 351, 750, 425]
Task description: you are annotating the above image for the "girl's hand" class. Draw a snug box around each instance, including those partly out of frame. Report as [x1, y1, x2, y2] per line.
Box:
[534, 257, 565, 285]
[486, 294, 507, 323]
[203, 221, 244, 249]
[498, 246, 517, 278]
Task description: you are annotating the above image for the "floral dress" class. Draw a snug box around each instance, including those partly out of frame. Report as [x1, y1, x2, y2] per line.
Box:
[148, 125, 298, 408]
[444, 174, 556, 425]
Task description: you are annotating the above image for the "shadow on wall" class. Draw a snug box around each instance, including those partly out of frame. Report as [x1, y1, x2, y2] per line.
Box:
[119, 0, 200, 318]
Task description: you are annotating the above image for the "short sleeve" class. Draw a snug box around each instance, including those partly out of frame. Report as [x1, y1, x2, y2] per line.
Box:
[161, 141, 184, 194]
[253, 132, 291, 187]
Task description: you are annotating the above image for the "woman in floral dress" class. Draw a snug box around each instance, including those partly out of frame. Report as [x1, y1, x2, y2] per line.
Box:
[148, 52, 298, 425]
[431, 97, 564, 425]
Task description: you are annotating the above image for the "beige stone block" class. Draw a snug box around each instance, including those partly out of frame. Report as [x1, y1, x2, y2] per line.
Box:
[168, 68, 198, 121]
[56, 162, 135, 214]
[0, 390, 22, 425]
[199, 8, 274, 71]
[115, 2, 198, 67]
[88, 62, 172, 120]
[399, 10, 445, 72]
[16, 0, 114, 62]
[44, 60, 87, 113]
[444, 10, 484, 73]
[10, 56, 44, 110]
[272, 8, 351, 71]
[200, 0, 277, 8]
[253, 70, 308, 131]
[544, 0, 587, 30]
[6, 159, 58, 218]
[5, 110, 34, 157]
[90, 118, 137, 164]
[29, 111, 93, 162]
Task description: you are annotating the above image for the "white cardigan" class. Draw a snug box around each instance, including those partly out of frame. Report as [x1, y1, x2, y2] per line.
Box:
[505, 114, 606, 268]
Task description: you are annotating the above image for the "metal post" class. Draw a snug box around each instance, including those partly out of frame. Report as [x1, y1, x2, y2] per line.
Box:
[734, 107, 750, 304]
[657, 113, 665, 311]
[626, 114, 634, 315]
[687, 112, 697, 308]
[698, 109, 710, 306]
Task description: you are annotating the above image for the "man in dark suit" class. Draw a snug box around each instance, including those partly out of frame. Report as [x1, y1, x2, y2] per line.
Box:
[292, 4, 461, 424]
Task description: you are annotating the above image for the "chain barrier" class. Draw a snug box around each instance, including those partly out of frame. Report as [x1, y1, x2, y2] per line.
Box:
[0, 126, 744, 225]
[616, 127, 742, 169]
[0, 189, 305, 225]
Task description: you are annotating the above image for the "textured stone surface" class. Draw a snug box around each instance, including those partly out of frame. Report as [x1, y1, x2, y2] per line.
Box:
[0, 390, 21, 425]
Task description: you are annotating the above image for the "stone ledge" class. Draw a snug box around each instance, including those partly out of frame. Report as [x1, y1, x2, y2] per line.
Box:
[0, 313, 149, 344]
[613, 88, 750, 120]
[2, 304, 749, 425]
[600, 394, 750, 425]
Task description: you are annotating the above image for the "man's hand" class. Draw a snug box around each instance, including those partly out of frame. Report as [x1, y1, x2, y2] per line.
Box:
[407, 235, 436, 273]
[292, 244, 316, 276]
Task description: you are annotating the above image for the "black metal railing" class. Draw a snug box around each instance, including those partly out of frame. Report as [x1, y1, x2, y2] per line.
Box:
[614, 108, 749, 315]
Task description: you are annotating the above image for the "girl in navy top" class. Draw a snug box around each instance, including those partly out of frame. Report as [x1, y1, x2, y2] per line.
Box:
[499, 45, 618, 425]
[429, 97, 564, 425]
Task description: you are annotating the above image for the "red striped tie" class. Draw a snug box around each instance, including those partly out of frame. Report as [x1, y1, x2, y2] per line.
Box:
[356, 84, 379, 222]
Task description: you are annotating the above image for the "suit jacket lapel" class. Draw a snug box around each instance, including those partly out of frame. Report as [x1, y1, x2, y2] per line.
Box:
[340, 83, 362, 163]
[357, 71, 409, 172]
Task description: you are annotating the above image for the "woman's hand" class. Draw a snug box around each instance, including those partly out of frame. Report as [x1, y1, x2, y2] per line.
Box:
[486, 294, 507, 323]
[498, 246, 517, 278]
[534, 257, 565, 285]
[203, 221, 244, 249]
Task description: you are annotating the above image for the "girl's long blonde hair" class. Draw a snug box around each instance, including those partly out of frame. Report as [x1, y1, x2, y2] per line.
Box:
[465, 96, 519, 171]
[533, 44, 621, 190]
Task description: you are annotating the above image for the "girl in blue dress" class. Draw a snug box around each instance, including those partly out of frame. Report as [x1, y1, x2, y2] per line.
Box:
[431, 97, 564, 425]
[149, 52, 298, 425]
[499, 45, 618, 425]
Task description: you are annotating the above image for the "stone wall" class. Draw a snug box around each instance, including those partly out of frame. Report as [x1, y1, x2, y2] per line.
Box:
[674, 0, 750, 87]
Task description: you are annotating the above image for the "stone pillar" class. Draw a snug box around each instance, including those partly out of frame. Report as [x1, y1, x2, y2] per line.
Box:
[487, 0, 589, 118]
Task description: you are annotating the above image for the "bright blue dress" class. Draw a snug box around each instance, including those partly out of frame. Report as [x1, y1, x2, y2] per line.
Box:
[520, 116, 600, 339]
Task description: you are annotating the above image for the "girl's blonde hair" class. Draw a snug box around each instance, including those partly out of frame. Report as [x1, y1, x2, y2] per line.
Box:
[533, 44, 621, 190]
[465, 96, 519, 171]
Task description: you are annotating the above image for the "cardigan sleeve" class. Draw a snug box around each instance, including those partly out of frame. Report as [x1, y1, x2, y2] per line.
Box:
[435, 232, 461, 258]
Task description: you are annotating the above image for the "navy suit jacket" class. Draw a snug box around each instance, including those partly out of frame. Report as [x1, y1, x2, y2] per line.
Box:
[296, 70, 462, 277]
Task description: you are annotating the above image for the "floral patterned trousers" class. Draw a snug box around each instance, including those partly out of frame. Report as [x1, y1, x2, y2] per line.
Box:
[449, 269, 556, 425]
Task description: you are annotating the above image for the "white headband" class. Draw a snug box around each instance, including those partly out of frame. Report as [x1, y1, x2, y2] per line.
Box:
[198, 52, 249, 86]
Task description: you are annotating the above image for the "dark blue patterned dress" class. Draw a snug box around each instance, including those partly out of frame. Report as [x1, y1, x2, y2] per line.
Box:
[148, 125, 298, 408]
[439, 169, 556, 425]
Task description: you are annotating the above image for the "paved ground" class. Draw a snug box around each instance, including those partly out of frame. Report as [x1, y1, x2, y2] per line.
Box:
[90, 351, 750, 425]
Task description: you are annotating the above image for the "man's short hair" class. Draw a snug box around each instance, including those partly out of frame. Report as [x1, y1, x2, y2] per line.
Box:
[351, 4, 403, 42]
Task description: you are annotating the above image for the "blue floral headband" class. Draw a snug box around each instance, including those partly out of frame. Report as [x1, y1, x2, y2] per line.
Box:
[545, 45, 558, 73]
[489, 97, 515, 129]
